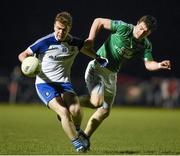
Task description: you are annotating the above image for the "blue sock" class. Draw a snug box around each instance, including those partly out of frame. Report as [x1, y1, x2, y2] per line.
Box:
[72, 138, 83, 149]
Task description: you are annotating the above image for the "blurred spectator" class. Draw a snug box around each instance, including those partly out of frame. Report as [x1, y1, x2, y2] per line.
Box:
[8, 66, 22, 103]
[8, 66, 39, 103]
[161, 78, 180, 108]
[1, 70, 180, 107]
[125, 85, 143, 105]
[0, 74, 9, 102]
[115, 74, 180, 108]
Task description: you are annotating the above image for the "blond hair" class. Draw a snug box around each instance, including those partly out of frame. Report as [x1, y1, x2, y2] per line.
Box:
[55, 11, 72, 27]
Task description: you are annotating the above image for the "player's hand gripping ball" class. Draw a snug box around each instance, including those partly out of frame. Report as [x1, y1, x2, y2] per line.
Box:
[21, 56, 41, 77]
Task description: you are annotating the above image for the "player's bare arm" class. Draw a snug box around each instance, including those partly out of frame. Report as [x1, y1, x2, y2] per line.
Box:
[145, 60, 171, 71]
[88, 18, 111, 41]
[84, 18, 111, 50]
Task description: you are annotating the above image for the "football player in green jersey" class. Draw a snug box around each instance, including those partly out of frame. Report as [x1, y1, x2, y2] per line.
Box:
[80, 15, 171, 145]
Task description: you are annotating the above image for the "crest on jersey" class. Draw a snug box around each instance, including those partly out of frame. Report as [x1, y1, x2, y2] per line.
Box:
[49, 45, 68, 53]
[45, 91, 50, 97]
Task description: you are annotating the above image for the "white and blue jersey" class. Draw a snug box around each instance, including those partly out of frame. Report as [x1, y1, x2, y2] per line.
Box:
[28, 33, 84, 84]
[28, 33, 84, 105]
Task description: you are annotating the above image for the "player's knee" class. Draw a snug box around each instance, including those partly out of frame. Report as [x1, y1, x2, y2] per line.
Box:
[90, 95, 103, 107]
[79, 95, 99, 108]
[90, 83, 104, 107]
[69, 103, 81, 116]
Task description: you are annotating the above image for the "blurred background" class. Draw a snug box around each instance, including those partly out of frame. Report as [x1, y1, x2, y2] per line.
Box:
[0, 0, 180, 108]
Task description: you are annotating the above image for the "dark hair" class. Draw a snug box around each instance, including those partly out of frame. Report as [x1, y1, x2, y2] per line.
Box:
[138, 15, 157, 31]
[55, 11, 72, 27]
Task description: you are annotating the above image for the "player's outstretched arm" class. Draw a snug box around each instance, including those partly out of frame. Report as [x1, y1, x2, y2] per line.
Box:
[144, 60, 171, 71]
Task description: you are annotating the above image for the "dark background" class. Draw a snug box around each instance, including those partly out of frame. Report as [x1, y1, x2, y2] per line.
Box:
[1, 0, 179, 79]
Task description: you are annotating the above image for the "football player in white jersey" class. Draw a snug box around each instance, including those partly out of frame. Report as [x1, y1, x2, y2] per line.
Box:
[18, 11, 108, 152]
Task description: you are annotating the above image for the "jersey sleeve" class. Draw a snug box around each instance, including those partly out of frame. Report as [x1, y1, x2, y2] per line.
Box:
[111, 20, 128, 33]
[29, 40, 49, 54]
[143, 40, 154, 61]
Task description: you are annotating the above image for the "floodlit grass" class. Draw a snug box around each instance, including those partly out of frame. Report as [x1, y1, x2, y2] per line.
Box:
[0, 103, 180, 155]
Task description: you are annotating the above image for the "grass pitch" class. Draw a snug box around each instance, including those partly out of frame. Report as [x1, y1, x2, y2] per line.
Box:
[0, 104, 180, 155]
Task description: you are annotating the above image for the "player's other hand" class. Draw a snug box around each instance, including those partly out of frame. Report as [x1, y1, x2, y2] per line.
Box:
[95, 55, 108, 67]
[159, 60, 171, 70]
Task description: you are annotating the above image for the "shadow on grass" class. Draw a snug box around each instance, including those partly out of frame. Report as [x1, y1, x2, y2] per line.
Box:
[102, 149, 140, 155]
[103, 150, 180, 155]
[146, 150, 180, 155]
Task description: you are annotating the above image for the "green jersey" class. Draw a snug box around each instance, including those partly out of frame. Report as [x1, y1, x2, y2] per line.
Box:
[97, 20, 153, 73]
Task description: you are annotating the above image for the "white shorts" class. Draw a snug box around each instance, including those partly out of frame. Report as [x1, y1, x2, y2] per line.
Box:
[85, 60, 117, 105]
